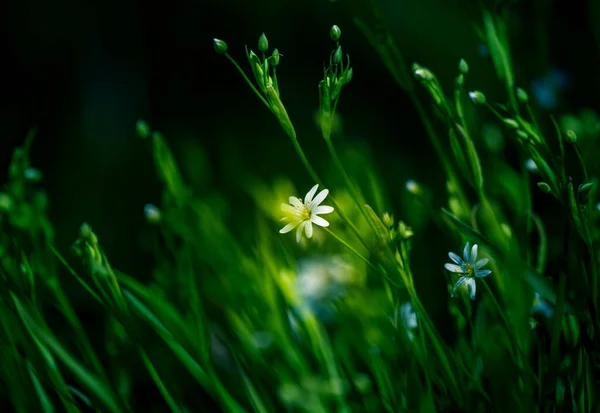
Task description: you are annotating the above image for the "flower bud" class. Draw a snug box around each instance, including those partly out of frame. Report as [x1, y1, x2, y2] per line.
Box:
[405, 180, 421, 195]
[516, 130, 529, 140]
[79, 222, 93, 239]
[398, 221, 414, 239]
[258, 33, 269, 52]
[213, 38, 228, 54]
[144, 203, 162, 224]
[578, 182, 595, 204]
[516, 87, 528, 103]
[382, 213, 394, 228]
[565, 129, 577, 144]
[414, 68, 434, 82]
[136, 119, 151, 139]
[24, 167, 42, 182]
[343, 67, 353, 83]
[333, 46, 343, 65]
[468, 90, 486, 105]
[537, 182, 551, 194]
[0, 193, 13, 212]
[503, 118, 520, 129]
[271, 48, 280, 66]
[456, 74, 464, 87]
[330, 25, 341, 41]
[458, 59, 469, 74]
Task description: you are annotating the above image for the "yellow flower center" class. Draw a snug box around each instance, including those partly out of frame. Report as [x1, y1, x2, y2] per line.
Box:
[463, 263, 474, 277]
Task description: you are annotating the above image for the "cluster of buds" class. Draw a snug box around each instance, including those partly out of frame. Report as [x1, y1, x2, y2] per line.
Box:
[318, 25, 353, 141]
[246, 34, 296, 139]
[213, 34, 295, 140]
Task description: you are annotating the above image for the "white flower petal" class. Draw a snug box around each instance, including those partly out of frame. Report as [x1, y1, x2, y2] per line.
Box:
[465, 278, 477, 300]
[310, 189, 329, 208]
[451, 277, 466, 297]
[296, 221, 307, 243]
[475, 269, 491, 278]
[448, 252, 463, 265]
[463, 242, 471, 262]
[305, 220, 313, 238]
[305, 184, 319, 203]
[280, 222, 299, 234]
[470, 244, 478, 262]
[289, 197, 303, 208]
[444, 263, 464, 273]
[474, 258, 489, 269]
[311, 215, 330, 227]
[313, 205, 334, 215]
[281, 203, 299, 215]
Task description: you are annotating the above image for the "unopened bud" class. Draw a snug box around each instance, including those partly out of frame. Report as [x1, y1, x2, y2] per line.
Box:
[516, 87, 528, 103]
[382, 213, 394, 228]
[258, 33, 269, 52]
[144, 203, 162, 224]
[458, 59, 469, 74]
[405, 180, 421, 195]
[79, 222, 93, 240]
[330, 25, 341, 41]
[136, 119, 151, 139]
[414, 68, 434, 82]
[503, 118, 520, 129]
[565, 129, 577, 144]
[341, 67, 353, 84]
[0, 193, 13, 212]
[537, 182, 552, 194]
[468, 90, 486, 105]
[456, 74, 464, 87]
[516, 130, 529, 140]
[24, 167, 42, 182]
[213, 38, 228, 54]
[271, 48, 280, 66]
[578, 183, 595, 204]
[398, 221, 414, 240]
[333, 45, 343, 65]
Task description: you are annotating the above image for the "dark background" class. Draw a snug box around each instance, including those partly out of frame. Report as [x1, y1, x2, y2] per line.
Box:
[0, 0, 598, 299]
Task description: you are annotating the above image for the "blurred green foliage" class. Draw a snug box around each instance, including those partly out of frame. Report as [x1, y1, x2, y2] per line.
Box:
[2, 0, 600, 411]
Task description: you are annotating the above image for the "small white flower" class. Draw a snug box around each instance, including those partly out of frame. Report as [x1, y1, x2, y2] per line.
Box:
[279, 184, 334, 243]
[391, 302, 418, 341]
[444, 242, 491, 300]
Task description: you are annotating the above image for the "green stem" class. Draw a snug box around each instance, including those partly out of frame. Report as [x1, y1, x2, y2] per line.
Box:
[224, 53, 272, 112]
[324, 227, 376, 272]
[289, 138, 370, 251]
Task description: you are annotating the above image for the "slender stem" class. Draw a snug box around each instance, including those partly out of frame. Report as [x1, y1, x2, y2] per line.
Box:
[224, 53, 272, 112]
[481, 280, 524, 359]
[289, 138, 370, 251]
[324, 228, 375, 271]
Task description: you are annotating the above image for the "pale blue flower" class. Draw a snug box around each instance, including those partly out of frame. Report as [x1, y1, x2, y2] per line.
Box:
[444, 242, 491, 300]
[391, 301, 418, 341]
[531, 292, 553, 318]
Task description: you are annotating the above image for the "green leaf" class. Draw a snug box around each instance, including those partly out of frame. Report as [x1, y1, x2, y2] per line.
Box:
[12, 294, 125, 413]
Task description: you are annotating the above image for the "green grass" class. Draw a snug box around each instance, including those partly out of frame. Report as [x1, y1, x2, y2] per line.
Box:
[1, 2, 599, 412]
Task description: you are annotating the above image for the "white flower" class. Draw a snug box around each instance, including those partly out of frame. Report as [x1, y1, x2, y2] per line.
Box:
[444, 242, 491, 300]
[391, 301, 418, 341]
[279, 184, 334, 243]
